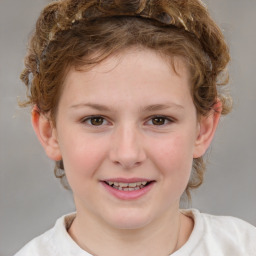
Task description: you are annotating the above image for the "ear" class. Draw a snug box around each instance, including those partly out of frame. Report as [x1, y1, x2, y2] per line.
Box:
[31, 106, 62, 161]
[193, 101, 222, 158]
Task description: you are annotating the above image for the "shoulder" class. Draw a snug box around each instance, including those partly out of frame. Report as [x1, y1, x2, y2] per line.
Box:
[200, 210, 256, 241]
[178, 209, 256, 256]
[201, 211, 256, 255]
[14, 213, 76, 256]
[14, 228, 56, 256]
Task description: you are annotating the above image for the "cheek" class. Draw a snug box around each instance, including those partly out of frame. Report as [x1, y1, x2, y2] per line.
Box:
[150, 134, 195, 179]
[59, 135, 108, 180]
[146, 133, 195, 204]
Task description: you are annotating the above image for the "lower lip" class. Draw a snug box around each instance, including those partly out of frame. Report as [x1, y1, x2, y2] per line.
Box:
[101, 181, 155, 200]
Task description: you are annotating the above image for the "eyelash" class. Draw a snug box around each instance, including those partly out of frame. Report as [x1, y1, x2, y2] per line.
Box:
[81, 116, 110, 126]
[146, 115, 174, 126]
[81, 115, 174, 127]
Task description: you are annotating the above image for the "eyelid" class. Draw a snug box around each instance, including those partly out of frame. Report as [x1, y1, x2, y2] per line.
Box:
[80, 115, 175, 127]
[81, 115, 111, 126]
[145, 115, 175, 126]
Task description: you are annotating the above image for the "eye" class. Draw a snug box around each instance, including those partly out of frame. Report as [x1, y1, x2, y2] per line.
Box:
[147, 116, 173, 126]
[82, 116, 108, 126]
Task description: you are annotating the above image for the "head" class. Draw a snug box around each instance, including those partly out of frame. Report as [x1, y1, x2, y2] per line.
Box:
[21, 0, 232, 199]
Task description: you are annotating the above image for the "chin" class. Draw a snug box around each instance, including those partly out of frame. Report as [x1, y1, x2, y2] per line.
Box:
[104, 209, 154, 230]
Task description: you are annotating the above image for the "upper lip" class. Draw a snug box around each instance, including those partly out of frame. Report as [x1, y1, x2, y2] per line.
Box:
[102, 177, 154, 183]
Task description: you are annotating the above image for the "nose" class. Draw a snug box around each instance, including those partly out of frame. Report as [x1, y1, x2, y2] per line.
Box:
[109, 123, 146, 169]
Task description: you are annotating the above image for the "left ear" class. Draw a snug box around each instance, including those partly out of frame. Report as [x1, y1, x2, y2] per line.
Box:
[193, 101, 222, 158]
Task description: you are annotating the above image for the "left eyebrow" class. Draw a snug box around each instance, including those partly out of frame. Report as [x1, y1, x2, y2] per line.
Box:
[142, 103, 184, 112]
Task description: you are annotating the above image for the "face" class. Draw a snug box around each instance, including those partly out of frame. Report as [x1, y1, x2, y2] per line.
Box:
[49, 48, 202, 229]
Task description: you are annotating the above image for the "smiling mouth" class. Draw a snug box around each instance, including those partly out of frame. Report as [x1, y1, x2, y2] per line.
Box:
[104, 181, 153, 191]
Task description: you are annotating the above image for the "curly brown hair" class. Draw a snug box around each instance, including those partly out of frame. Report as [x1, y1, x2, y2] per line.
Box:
[21, 0, 232, 198]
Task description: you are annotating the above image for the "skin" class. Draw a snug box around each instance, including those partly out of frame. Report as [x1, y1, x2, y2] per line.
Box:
[32, 48, 221, 255]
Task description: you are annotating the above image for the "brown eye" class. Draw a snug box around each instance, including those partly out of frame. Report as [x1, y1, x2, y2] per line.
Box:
[90, 117, 104, 126]
[82, 116, 110, 127]
[152, 117, 166, 125]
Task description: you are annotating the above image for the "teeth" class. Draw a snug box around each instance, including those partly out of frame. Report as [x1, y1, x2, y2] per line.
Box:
[107, 181, 148, 187]
[119, 183, 127, 188]
[106, 180, 150, 191]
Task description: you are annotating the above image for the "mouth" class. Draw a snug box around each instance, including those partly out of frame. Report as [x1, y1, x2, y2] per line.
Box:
[104, 180, 153, 191]
[101, 179, 155, 200]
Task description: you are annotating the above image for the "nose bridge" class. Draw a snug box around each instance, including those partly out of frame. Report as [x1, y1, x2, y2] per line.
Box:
[110, 121, 146, 168]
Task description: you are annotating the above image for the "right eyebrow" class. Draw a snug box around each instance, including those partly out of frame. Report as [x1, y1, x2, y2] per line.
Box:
[70, 103, 111, 111]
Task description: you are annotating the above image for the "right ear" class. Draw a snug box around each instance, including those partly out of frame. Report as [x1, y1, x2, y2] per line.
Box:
[31, 106, 62, 161]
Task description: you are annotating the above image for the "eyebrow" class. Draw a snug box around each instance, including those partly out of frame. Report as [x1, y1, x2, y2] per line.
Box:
[70, 103, 111, 111]
[70, 102, 184, 112]
[142, 103, 184, 112]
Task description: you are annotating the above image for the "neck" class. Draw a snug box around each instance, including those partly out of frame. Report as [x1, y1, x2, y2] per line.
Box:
[68, 205, 192, 256]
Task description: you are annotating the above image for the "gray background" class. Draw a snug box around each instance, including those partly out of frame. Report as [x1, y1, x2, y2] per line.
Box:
[1, 0, 256, 255]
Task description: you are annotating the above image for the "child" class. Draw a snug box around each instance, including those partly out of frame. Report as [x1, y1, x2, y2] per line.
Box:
[16, 0, 256, 255]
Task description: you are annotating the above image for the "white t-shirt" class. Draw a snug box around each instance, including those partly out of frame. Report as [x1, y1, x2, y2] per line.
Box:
[15, 209, 256, 256]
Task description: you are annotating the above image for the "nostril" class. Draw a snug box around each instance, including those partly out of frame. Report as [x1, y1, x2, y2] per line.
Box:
[113, 160, 120, 165]
[134, 161, 142, 167]
[112, 160, 142, 169]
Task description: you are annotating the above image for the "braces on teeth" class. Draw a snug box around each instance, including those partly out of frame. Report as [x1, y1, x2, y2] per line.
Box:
[105, 181, 149, 191]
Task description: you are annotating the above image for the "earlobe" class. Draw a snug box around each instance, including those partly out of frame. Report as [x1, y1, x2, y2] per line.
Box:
[31, 106, 62, 161]
[193, 101, 222, 158]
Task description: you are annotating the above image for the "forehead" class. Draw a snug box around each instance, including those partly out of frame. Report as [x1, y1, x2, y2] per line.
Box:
[60, 48, 192, 107]
[66, 47, 190, 84]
